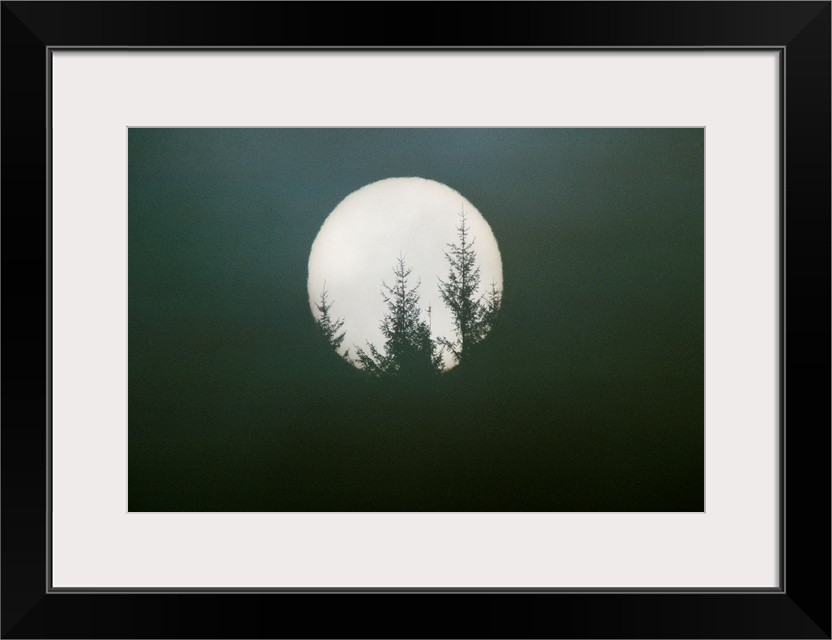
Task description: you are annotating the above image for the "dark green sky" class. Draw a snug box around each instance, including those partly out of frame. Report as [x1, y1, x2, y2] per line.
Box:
[129, 128, 703, 512]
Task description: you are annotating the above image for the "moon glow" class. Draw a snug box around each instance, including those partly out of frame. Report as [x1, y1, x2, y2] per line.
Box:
[307, 177, 503, 371]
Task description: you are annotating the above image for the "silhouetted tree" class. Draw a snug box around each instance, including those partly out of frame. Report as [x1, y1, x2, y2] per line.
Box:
[480, 280, 502, 337]
[355, 256, 443, 377]
[438, 208, 501, 365]
[314, 284, 349, 360]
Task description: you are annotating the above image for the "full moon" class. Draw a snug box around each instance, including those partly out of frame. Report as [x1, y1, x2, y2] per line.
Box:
[307, 177, 503, 371]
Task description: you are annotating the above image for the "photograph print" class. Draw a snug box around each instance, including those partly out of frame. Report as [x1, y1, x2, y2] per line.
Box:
[128, 128, 704, 512]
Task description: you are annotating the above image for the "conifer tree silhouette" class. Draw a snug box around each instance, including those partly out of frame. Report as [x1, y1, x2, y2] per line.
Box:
[355, 256, 443, 377]
[480, 280, 502, 338]
[438, 208, 501, 365]
[314, 284, 349, 360]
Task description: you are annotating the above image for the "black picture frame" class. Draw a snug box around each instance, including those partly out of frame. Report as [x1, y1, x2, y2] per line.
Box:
[2, 2, 829, 638]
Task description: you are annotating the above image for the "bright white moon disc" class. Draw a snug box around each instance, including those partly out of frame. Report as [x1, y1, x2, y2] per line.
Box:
[307, 177, 503, 371]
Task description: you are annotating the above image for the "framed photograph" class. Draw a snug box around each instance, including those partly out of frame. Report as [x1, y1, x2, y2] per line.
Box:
[3, 2, 829, 638]
[125, 125, 705, 516]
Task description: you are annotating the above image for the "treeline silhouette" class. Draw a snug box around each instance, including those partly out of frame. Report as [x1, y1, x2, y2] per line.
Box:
[314, 209, 502, 376]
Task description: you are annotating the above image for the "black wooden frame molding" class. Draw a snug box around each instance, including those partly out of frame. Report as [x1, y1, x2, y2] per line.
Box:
[2, 2, 829, 638]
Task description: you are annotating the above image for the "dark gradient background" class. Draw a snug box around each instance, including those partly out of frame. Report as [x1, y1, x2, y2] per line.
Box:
[128, 128, 703, 512]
